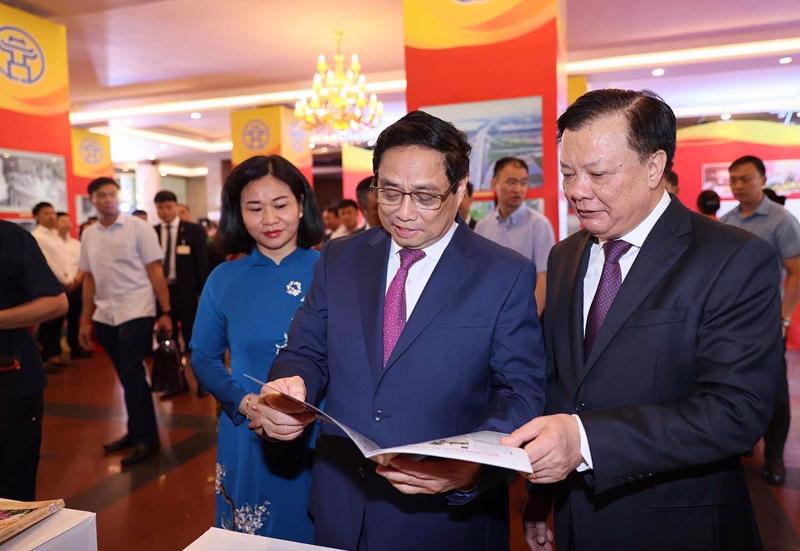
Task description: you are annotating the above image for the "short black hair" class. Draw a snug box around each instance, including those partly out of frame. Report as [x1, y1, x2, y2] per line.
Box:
[337, 199, 359, 212]
[493, 157, 529, 177]
[466, 182, 474, 197]
[557, 89, 676, 174]
[664, 170, 678, 187]
[729, 155, 766, 177]
[324, 206, 339, 216]
[56, 211, 69, 218]
[372, 110, 471, 188]
[154, 190, 178, 204]
[132, 209, 148, 216]
[32, 202, 53, 216]
[356, 176, 374, 208]
[763, 188, 786, 206]
[696, 190, 720, 215]
[87, 176, 120, 196]
[218, 155, 324, 254]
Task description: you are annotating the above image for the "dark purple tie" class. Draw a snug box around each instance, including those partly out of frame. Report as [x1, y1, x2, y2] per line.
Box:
[383, 248, 426, 367]
[584, 239, 632, 356]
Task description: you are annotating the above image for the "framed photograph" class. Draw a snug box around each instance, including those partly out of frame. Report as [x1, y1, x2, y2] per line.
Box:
[0, 148, 67, 214]
[422, 96, 543, 192]
[75, 194, 96, 224]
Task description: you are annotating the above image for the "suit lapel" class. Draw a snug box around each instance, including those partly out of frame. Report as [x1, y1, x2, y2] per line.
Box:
[358, 231, 391, 387]
[578, 200, 692, 386]
[567, 233, 593, 383]
[380, 225, 475, 383]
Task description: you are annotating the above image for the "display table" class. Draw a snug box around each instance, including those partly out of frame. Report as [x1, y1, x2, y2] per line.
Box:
[0, 508, 96, 551]
[185, 528, 344, 551]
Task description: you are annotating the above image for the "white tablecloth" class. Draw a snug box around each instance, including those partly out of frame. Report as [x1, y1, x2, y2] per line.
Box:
[185, 528, 344, 551]
[0, 508, 97, 551]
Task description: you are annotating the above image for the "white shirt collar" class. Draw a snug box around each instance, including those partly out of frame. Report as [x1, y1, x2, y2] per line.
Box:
[389, 221, 458, 263]
[603, 191, 671, 249]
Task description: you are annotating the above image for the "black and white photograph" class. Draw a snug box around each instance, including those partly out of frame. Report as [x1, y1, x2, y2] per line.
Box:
[0, 148, 67, 214]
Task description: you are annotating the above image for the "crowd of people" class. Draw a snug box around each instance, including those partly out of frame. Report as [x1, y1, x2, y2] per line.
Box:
[0, 88, 795, 551]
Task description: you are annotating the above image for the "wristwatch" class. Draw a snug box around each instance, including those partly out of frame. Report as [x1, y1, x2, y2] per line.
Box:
[782, 317, 791, 328]
[159, 311, 172, 318]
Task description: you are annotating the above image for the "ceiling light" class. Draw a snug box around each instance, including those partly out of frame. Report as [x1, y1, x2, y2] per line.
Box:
[109, 118, 132, 128]
[147, 154, 156, 161]
[190, 112, 202, 119]
[720, 113, 732, 121]
[651, 68, 665, 77]
[566, 37, 800, 73]
[70, 79, 406, 125]
[779, 56, 793, 65]
[89, 126, 232, 153]
[158, 164, 209, 178]
[159, 143, 168, 149]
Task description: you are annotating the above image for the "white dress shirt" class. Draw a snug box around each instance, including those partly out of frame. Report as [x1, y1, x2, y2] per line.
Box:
[32, 225, 71, 285]
[61, 234, 81, 282]
[385, 222, 458, 320]
[79, 215, 164, 326]
[159, 220, 179, 283]
[575, 191, 671, 471]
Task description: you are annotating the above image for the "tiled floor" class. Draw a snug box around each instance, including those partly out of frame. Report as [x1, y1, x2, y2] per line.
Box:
[34, 351, 800, 550]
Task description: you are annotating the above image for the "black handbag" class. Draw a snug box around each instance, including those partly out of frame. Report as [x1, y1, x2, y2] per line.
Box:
[150, 332, 187, 394]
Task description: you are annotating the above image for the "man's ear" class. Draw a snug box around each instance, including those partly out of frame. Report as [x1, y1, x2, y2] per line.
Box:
[648, 150, 667, 190]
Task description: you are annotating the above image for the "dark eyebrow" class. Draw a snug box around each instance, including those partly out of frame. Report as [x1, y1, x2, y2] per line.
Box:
[271, 195, 289, 201]
[378, 177, 444, 193]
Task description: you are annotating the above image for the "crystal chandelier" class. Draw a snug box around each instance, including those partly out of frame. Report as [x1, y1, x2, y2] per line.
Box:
[294, 31, 383, 138]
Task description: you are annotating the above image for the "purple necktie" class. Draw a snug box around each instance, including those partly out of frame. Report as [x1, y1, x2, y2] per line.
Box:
[584, 239, 632, 356]
[383, 248, 426, 367]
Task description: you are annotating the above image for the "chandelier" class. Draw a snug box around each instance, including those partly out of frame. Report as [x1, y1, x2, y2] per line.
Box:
[293, 31, 383, 137]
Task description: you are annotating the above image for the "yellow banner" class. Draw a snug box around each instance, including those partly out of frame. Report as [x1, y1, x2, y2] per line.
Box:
[677, 120, 800, 148]
[0, 4, 69, 115]
[279, 107, 311, 170]
[230, 106, 283, 165]
[71, 128, 112, 178]
[404, 0, 557, 50]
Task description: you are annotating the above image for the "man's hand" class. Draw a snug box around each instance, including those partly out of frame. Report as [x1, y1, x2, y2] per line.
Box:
[249, 376, 315, 441]
[155, 314, 173, 336]
[78, 321, 93, 350]
[375, 456, 481, 495]
[522, 492, 554, 551]
[501, 414, 583, 483]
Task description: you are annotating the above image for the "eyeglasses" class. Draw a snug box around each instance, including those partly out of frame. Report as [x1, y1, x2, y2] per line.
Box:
[370, 182, 457, 211]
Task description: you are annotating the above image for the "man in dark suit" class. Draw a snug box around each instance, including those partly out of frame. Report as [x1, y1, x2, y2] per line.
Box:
[153, 191, 209, 396]
[458, 181, 478, 229]
[249, 111, 546, 551]
[504, 89, 781, 551]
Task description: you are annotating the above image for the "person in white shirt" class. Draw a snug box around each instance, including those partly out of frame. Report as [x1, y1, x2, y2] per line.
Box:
[31, 202, 74, 369]
[55, 212, 90, 359]
[78, 177, 173, 467]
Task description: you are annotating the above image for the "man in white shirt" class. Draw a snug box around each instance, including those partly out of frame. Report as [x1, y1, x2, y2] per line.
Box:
[55, 212, 90, 359]
[31, 202, 74, 369]
[78, 177, 173, 468]
[503, 89, 779, 551]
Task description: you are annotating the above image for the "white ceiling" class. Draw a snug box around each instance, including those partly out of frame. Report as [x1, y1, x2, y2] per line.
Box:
[7, 0, 800, 165]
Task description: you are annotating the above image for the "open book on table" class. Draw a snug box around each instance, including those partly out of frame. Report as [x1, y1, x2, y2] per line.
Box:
[244, 374, 532, 474]
[0, 498, 65, 544]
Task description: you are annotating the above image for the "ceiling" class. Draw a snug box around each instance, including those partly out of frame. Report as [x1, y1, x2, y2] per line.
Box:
[7, 0, 800, 166]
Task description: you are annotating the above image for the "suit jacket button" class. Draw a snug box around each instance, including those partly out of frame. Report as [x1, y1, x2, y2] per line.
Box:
[373, 410, 384, 422]
[574, 401, 587, 412]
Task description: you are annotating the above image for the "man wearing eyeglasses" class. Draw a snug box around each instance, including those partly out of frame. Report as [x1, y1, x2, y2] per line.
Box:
[720, 155, 800, 487]
[475, 158, 555, 316]
[252, 110, 546, 551]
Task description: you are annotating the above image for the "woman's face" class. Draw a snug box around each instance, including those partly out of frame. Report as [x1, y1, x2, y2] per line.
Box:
[240, 175, 302, 261]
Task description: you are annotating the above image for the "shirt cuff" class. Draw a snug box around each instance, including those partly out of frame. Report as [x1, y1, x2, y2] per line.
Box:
[573, 414, 593, 472]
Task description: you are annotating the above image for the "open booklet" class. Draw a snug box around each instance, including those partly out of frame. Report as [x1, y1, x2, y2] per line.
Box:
[244, 374, 532, 474]
[0, 498, 65, 544]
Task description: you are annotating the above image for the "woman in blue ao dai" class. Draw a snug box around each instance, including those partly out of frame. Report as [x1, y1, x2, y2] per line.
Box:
[191, 155, 324, 542]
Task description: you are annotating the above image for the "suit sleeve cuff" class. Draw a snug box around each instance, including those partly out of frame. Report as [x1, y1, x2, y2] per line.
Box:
[573, 414, 593, 472]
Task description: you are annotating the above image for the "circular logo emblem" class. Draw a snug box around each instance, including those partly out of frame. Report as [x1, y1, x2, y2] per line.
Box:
[242, 120, 270, 151]
[80, 138, 103, 165]
[0, 26, 45, 84]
